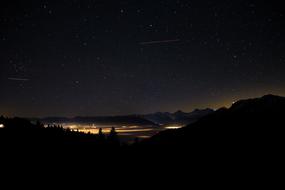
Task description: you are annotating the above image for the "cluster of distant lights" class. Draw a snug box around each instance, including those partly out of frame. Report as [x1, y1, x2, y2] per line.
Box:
[0, 124, 186, 130]
[0, 122, 184, 140]
[44, 123, 183, 136]
[66, 124, 155, 134]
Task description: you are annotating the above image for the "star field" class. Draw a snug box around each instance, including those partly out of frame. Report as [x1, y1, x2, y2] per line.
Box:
[0, 0, 285, 117]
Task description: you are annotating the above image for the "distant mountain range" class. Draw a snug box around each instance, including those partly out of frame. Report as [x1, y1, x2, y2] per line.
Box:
[143, 109, 214, 125]
[39, 108, 214, 126]
[40, 115, 156, 126]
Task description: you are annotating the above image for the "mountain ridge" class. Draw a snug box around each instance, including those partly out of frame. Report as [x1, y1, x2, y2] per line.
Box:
[144, 94, 285, 147]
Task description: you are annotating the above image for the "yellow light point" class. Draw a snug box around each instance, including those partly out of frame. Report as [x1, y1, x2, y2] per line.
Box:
[165, 125, 183, 129]
[0, 124, 4, 128]
[68, 125, 79, 129]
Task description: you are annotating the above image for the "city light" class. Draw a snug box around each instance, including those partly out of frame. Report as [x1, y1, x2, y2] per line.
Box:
[164, 125, 182, 130]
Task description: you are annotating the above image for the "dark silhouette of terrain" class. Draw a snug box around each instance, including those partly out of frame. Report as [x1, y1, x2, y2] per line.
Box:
[142, 94, 285, 156]
[1, 94, 284, 159]
[1, 94, 284, 182]
[0, 116, 120, 153]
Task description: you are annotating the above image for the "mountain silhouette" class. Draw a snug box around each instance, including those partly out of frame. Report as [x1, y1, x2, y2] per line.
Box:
[143, 94, 285, 153]
[1, 94, 284, 154]
[1, 94, 284, 172]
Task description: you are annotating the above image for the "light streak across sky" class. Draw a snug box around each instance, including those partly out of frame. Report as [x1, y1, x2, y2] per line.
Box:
[8, 77, 30, 81]
[139, 39, 180, 45]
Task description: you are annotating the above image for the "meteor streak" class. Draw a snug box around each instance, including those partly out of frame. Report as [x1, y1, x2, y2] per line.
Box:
[140, 39, 180, 45]
[8, 77, 30, 81]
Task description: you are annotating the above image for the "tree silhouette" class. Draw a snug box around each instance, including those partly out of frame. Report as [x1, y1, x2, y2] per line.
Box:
[107, 127, 120, 147]
[98, 128, 105, 140]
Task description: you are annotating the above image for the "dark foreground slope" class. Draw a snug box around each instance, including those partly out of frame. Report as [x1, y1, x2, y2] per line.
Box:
[0, 117, 121, 156]
[143, 94, 285, 154]
[0, 95, 284, 182]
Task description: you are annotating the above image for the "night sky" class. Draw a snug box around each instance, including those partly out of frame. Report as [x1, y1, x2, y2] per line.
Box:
[1, 0, 285, 117]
